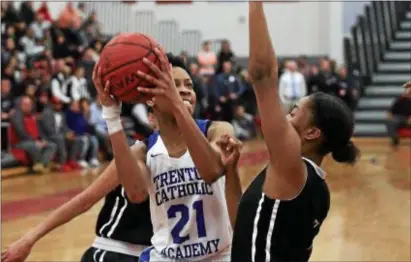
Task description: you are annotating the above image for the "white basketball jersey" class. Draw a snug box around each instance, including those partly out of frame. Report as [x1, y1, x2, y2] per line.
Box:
[144, 120, 232, 261]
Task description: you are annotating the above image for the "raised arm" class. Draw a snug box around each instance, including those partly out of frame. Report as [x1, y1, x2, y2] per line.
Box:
[93, 66, 149, 203]
[110, 133, 149, 203]
[249, 2, 305, 199]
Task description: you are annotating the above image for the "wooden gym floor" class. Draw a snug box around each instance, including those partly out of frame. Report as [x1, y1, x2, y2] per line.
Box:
[1, 138, 410, 261]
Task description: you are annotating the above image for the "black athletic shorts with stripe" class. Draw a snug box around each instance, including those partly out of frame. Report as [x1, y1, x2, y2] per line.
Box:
[231, 158, 330, 262]
[81, 247, 139, 262]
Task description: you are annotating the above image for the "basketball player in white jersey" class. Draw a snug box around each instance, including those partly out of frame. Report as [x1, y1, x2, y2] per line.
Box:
[93, 51, 238, 262]
[2, 84, 242, 262]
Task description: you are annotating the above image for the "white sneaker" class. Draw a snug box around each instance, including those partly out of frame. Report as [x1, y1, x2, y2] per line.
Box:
[78, 160, 89, 169]
[89, 158, 100, 168]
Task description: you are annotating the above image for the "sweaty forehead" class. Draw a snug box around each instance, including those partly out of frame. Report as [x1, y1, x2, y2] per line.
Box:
[172, 67, 190, 81]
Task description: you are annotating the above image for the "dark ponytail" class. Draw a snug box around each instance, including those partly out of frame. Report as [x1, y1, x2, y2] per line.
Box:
[166, 52, 188, 72]
[331, 140, 360, 164]
[310, 92, 361, 165]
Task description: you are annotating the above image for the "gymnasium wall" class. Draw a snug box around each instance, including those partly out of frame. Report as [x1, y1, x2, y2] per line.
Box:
[130, 1, 343, 61]
[29, 1, 345, 64]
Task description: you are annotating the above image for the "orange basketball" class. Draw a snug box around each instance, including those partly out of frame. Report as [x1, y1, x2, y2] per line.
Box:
[98, 33, 166, 103]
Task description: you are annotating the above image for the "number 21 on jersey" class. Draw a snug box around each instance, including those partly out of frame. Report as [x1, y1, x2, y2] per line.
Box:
[167, 200, 207, 244]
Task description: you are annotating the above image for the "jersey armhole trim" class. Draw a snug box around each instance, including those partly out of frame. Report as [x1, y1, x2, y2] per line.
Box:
[264, 165, 308, 202]
[302, 157, 326, 179]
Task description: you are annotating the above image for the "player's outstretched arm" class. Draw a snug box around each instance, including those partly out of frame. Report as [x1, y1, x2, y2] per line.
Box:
[217, 134, 243, 228]
[136, 50, 231, 184]
[248, 2, 305, 199]
[93, 66, 149, 203]
[1, 161, 119, 262]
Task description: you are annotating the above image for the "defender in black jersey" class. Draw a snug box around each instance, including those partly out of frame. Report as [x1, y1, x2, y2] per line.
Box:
[81, 185, 153, 262]
[231, 3, 360, 262]
[232, 159, 330, 262]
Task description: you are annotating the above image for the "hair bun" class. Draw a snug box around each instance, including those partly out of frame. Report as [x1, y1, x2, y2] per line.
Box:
[331, 140, 360, 165]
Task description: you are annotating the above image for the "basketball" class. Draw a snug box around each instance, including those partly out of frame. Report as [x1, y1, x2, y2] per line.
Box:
[98, 33, 166, 103]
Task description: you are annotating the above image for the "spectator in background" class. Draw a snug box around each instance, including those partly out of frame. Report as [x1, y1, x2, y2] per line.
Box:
[82, 39, 102, 63]
[65, 100, 100, 168]
[306, 64, 320, 94]
[197, 40, 217, 79]
[34, 49, 53, 78]
[14, 20, 27, 49]
[232, 104, 256, 141]
[20, 1, 36, 27]
[335, 66, 355, 110]
[279, 60, 307, 112]
[80, 11, 102, 41]
[30, 13, 51, 40]
[15, 64, 40, 97]
[11, 96, 57, 173]
[21, 69, 43, 110]
[1, 79, 14, 151]
[386, 81, 411, 147]
[2, 2, 20, 25]
[51, 60, 71, 105]
[52, 34, 77, 62]
[77, 3, 87, 21]
[67, 65, 90, 101]
[1, 37, 16, 67]
[36, 2, 52, 23]
[58, 2, 81, 45]
[19, 27, 46, 58]
[237, 68, 257, 116]
[297, 55, 310, 79]
[217, 39, 234, 74]
[317, 58, 339, 95]
[2, 56, 19, 91]
[39, 98, 82, 172]
[2, 25, 16, 45]
[59, 3, 81, 30]
[36, 90, 49, 113]
[215, 60, 245, 122]
[189, 62, 207, 118]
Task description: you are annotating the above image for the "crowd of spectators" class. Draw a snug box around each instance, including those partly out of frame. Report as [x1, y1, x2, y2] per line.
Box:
[178, 40, 361, 142]
[1, 1, 108, 172]
[1, 1, 360, 173]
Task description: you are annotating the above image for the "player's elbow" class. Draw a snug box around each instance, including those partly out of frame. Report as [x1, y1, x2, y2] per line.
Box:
[249, 59, 277, 83]
[126, 190, 148, 203]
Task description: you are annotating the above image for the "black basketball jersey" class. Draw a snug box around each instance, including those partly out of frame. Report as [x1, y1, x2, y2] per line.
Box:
[231, 158, 330, 262]
[96, 185, 153, 246]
